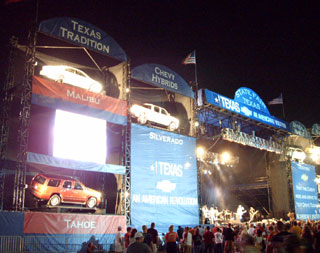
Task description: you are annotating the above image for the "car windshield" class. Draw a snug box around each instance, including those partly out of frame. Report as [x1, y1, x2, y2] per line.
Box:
[34, 175, 46, 184]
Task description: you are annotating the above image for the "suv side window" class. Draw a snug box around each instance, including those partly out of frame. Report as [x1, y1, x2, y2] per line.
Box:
[34, 175, 46, 184]
[74, 182, 83, 190]
[63, 181, 72, 189]
[154, 106, 160, 113]
[48, 179, 60, 187]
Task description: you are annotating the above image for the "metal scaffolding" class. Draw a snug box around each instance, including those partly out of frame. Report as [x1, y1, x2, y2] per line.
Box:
[13, 25, 37, 211]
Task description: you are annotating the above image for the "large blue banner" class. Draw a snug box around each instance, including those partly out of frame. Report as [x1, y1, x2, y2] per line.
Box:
[131, 124, 199, 228]
[203, 89, 290, 131]
[131, 64, 194, 98]
[291, 161, 320, 220]
[39, 17, 127, 62]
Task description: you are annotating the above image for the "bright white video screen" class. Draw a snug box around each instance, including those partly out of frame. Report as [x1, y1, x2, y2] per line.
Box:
[53, 109, 106, 164]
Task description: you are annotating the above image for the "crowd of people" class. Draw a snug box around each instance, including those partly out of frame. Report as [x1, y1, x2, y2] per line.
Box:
[109, 220, 320, 253]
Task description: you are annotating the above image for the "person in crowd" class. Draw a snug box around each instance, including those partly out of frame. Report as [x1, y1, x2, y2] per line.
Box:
[165, 225, 178, 253]
[142, 225, 153, 250]
[214, 227, 223, 253]
[198, 225, 204, 237]
[192, 227, 202, 253]
[129, 228, 138, 246]
[114, 225, 123, 253]
[182, 226, 192, 253]
[254, 229, 264, 251]
[87, 242, 97, 253]
[127, 231, 152, 253]
[124, 226, 132, 252]
[265, 225, 276, 253]
[314, 223, 320, 253]
[300, 225, 313, 252]
[290, 220, 302, 238]
[248, 224, 255, 237]
[147, 222, 159, 253]
[239, 234, 258, 253]
[177, 226, 184, 242]
[271, 221, 292, 252]
[223, 223, 235, 253]
[203, 226, 214, 253]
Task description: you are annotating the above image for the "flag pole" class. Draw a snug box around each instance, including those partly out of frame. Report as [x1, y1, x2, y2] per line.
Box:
[281, 93, 286, 119]
[194, 50, 198, 103]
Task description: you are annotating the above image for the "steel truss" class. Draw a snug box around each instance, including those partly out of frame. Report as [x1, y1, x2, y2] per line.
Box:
[0, 37, 18, 160]
[124, 61, 131, 224]
[198, 104, 288, 140]
[13, 25, 37, 211]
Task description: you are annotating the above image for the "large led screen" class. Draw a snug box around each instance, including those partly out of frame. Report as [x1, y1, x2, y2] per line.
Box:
[291, 161, 320, 220]
[131, 124, 199, 228]
[53, 109, 107, 164]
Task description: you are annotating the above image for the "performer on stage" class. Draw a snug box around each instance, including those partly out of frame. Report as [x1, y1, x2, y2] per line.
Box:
[236, 205, 246, 222]
[249, 207, 259, 223]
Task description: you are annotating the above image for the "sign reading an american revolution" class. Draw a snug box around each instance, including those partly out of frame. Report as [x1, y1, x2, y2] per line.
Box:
[130, 124, 198, 228]
[39, 17, 127, 62]
[131, 64, 194, 98]
[291, 162, 319, 220]
[203, 89, 289, 131]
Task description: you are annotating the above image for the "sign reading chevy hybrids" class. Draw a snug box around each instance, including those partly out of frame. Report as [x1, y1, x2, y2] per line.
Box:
[203, 89, 289, 131]
[130, 124, 199, 227]
[39, 17, 127, 62]
[131, 64, 194, 98]
[291, 161, 320, 220]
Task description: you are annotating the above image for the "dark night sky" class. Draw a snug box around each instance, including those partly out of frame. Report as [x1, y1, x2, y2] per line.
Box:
[1, 0, 319, 127]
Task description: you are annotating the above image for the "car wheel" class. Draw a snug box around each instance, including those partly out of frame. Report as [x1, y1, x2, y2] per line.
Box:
[138, 114, 147, 124]
[169, 122, 177, 131]
[87, 197, 97, 208]
[48, 194, 61, 206]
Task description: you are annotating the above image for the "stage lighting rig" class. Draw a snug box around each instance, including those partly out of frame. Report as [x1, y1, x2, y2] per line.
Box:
[196, 148, 239, 167]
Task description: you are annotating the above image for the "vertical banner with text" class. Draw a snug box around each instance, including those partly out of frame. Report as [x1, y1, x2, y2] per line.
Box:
[291, 161, 320, 220]
[131, 124, 199, 228]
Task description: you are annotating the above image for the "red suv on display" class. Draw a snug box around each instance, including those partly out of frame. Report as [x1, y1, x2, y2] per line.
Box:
[29, 174, 102, 208]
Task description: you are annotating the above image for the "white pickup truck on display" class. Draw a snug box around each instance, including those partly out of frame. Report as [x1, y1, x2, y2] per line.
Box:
[130, 103, 179, 131]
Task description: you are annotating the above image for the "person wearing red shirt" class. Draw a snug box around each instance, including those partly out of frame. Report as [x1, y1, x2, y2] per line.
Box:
[165, 225, 178, 253]
[203, 226, 214, 253]
[124, 227, 132, 252]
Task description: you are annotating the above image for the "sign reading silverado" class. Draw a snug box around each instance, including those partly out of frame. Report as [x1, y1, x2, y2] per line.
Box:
[130, 103, 179, 131]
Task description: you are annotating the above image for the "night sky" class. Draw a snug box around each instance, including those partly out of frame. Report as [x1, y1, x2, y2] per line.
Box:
[1, 0, 319, 127]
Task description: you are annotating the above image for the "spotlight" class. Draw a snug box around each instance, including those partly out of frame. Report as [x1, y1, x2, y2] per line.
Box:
[194, 121, 199, 127]
[125, 87, 130, 93]
[196, 147, 205, 159]
[221, 152, 231, 164]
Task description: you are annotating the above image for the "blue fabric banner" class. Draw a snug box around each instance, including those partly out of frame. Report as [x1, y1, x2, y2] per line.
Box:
[131, 64, 194, 98]
[234, 87, 270, 115]
[130, 124, 199, 227]
[291, 161, 319, 220]
[27, 152, 126, 175]
[39, 17, 127, 62]
[203, 89, 290, 131]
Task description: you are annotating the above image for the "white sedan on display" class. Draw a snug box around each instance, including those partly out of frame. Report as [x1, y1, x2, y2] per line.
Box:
[130, 103, 179, 131]
[40, 65, 103, 93]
